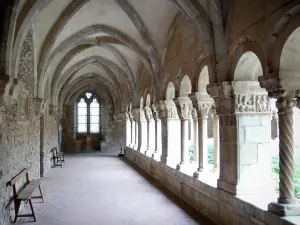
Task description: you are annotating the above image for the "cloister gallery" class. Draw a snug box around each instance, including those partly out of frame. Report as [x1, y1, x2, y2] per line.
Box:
[1, 0, 300, 225]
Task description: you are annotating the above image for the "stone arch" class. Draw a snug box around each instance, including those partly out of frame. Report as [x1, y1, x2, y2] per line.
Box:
[229, 37, 266, 81]
[233, 51, 263, 81]
[197, 66, 209, 93]
[179, 75, 192, 97]
[267, 3, 300, 73]
[166, 82, 175, 100]
[279, 27, 300, 81]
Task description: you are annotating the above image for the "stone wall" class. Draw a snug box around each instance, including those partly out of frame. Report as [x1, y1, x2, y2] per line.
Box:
[41, 112, 58, 176]
[125, 148, 295, 225]
[0, 31, 59, 224]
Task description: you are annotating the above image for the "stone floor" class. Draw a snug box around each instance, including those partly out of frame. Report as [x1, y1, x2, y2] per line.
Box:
[16, 152, 215, 225]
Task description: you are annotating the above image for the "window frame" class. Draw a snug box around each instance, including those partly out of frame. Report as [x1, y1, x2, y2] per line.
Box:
[76, 92, 101, 134]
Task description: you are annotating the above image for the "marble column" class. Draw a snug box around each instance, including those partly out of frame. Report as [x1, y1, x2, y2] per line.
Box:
[144, 106, 155, 156]
[268, 94, 300, 216]
[192, 108, 198, 163]
[193, 103, 211, 177]
[129, 112, 135, 148]
[125, 112, 131, 147]
[137, 108, 147, 152]
[160, 100, 180, 166]
[212, 108, 220, 171]
[175, 97, 193, 171]
[152, 103, 162, 160]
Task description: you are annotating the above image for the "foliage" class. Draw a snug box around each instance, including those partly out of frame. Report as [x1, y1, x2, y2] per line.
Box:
[188, 143, 214, 164]
[272, 155, 300, 198]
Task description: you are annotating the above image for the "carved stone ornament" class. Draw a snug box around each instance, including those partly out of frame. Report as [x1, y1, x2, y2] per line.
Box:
[178, 102, 193, 120]
[235, 94, 272, 113]
[144, 106, 153, 121]
[151, 103, 159, 120]
[191, 108, 198, 120]
[160, 100, 178, 119]
[197, 103, 211, 118]
[34, 98, 47, 116]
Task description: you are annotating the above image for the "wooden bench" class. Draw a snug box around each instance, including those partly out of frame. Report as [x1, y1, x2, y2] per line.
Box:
[51, 147, 65, 168]
[9, 168, 44, 223]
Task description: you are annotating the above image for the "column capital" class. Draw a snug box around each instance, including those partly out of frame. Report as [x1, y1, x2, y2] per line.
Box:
[144, 106, 153, 122]
[151, 103, 160, 121]
[276, 91, 298, 113]
[174, 97, 193, 120]
[160, 100, 179, 120]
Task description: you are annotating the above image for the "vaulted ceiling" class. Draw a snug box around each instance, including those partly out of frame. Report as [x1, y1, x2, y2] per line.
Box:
[29, 0, 179, 107]
[1, 0, 227, 113]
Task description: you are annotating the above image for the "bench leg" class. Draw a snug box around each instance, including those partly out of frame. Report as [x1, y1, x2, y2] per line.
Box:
[13, 200, 21, 223]
[29, 200, 36, 222]
[38, 184, 44, 203]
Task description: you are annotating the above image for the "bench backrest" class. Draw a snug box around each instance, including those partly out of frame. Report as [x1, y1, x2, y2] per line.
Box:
[9, 168, 31, 197]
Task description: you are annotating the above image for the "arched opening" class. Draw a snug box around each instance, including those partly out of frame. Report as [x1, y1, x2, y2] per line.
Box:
[166, 82, 175, 100]
[196, 66, 217, 172]
[179, 75, 192, 97]
[234, 51, 263, 81]
[233, 51, 276, 198]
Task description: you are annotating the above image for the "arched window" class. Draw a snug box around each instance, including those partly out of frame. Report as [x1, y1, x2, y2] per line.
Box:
[76, 92, 100, 134]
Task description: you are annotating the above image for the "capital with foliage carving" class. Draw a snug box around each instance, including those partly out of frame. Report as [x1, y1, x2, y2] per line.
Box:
[144, 106, 153, 122]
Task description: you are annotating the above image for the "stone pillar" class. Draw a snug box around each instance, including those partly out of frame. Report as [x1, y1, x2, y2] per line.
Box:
[152, 103, 162, 160]
[175, 97, 193, 170]
[192, 108, 198, 163]
[144, 106, 155, 156]
[207, 81, 275, 195]
[212, 107, 220, 171]
[134, 117, 139, 149]
[268, 94, 300, 216]
[132, 109, 139, 150]
[129, 111, 135, 148]
[190, 93, 213, 178]
[137, 108, 147, 152]
[160, 100, 180, 166]
[125, 112, 131, 147]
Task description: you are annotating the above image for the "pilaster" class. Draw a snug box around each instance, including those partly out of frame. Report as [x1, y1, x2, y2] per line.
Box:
[207, 81, 274, 195]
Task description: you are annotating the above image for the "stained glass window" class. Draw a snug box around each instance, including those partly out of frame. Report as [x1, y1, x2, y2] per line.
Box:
[76, 93, 100, 133]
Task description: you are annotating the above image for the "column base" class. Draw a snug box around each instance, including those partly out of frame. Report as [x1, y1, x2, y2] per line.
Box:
[193, 171, 200, 178]
[160, 156, 168, 164]
[176, 163, 188, 171]
[268, 202, 300, 216]
[152, 152, 160, 161]
[145, 149, 153, 157]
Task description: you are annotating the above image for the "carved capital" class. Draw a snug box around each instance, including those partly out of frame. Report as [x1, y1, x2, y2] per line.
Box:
[160, 100, 178, 119]
[175, 97, 193, 120]
[197, 103, 211, 118]
[276, 96, 297, 114]
[144, 106, 153, 122]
